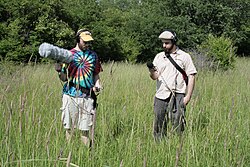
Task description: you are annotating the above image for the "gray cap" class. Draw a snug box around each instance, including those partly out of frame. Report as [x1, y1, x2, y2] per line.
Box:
[159, 30, 175, 40]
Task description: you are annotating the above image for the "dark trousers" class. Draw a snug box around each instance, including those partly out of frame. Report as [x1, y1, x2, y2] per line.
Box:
[153, 93, 186, 140]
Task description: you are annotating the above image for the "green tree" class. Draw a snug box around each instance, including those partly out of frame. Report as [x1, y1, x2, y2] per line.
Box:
[0, 0, 73, 62]
[0, 0, 249, 63]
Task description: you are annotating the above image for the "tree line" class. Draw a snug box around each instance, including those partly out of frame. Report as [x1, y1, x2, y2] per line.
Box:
[0, 0, 249, 63]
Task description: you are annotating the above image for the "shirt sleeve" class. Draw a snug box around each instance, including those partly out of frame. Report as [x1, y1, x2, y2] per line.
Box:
[61, 63, 68, 73]
[94, 56, 103, 75]
[184, 54, 197, 76]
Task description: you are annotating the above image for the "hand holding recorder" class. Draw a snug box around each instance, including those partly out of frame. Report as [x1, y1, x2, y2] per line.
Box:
[147, 62, 157, 72]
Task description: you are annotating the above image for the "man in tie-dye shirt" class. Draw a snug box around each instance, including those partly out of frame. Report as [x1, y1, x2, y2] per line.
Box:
[55, 29, 103, 145]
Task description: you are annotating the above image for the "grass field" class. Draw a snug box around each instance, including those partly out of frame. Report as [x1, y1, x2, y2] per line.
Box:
[0, 58, 249, 167]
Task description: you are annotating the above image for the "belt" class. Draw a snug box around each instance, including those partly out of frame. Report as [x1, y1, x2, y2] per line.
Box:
[80, 87, 90, 94]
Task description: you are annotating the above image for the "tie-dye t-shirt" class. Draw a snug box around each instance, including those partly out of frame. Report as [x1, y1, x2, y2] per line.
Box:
[61, 49, 102, 97]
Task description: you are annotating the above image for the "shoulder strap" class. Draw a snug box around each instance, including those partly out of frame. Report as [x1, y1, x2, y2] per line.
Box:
[166, 53, 188, 85]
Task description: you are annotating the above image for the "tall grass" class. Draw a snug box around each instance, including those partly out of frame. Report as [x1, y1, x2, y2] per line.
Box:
[0, 58, 249, 167]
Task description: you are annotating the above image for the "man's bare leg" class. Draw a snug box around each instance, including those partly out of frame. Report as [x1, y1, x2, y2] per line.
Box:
[66, 129, 71, 141]
[81, 130, 90, 146]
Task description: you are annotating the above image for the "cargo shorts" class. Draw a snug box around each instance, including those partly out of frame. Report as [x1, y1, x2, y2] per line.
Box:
[60, 94, 94, 131]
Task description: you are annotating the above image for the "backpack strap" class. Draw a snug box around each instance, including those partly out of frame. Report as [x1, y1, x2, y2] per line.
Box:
[166, 53, 188, 85]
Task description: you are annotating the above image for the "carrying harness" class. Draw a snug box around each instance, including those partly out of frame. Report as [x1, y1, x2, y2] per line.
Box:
[165, 53, 188, 85]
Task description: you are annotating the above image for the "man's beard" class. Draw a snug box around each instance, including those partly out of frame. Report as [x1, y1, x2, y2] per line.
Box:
[164, 44, 174, 54]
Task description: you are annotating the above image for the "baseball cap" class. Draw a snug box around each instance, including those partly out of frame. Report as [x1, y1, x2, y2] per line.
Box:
[79, 31, 94, 42]
[158, 30, 175, 40]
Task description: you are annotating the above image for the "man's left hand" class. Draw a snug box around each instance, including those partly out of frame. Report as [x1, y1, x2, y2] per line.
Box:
[93, 86, 102, 93]
[183, 96, 191, 106]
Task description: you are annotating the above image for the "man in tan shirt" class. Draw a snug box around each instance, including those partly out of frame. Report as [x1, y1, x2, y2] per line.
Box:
[148, 30, 197, 141]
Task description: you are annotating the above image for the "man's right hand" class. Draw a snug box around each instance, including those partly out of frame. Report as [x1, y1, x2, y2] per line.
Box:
[55, 63, 62, 72]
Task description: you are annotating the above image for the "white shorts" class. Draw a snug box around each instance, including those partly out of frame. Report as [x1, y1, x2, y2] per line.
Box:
[60, 94, 94, 131]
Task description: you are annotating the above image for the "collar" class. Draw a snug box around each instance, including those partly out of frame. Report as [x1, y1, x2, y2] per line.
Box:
[171, 46, 179, 54]
[162, 47, 180, 58]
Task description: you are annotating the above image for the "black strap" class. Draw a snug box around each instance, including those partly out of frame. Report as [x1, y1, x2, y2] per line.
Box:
[166, 53, 188, 85]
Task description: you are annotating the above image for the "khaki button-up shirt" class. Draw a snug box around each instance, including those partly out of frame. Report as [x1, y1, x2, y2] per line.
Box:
[153, 49, 197, 100]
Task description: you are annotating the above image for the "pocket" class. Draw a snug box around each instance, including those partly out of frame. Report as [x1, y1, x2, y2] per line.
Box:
[60, 94, 68, 122]
[61, 94, 68, 110]
[84, 97, 94, 112]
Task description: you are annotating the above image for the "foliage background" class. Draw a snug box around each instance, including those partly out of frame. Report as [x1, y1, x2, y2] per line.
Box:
[0, 0, 249, 63]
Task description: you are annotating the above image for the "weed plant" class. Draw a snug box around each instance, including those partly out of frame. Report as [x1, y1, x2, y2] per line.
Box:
[0, 58, 249, 166]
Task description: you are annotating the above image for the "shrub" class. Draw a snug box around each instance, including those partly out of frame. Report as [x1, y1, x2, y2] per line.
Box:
[198, 34, 237, 70]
